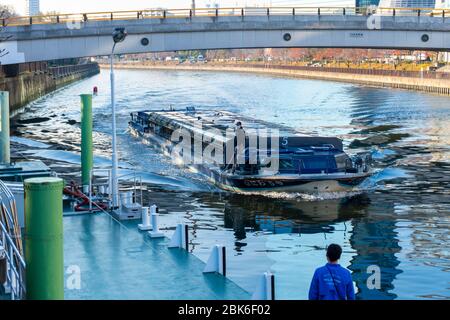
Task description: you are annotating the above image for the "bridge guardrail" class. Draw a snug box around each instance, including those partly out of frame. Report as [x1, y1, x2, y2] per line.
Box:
[2, 7, 450, 27]
[237, 63, 450, 80]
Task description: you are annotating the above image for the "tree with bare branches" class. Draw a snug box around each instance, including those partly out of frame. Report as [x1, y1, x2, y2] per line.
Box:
[0, 5, 17, 59]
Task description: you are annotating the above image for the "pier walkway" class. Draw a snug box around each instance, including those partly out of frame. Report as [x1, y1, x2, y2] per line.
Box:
[63, 213, 249, 300]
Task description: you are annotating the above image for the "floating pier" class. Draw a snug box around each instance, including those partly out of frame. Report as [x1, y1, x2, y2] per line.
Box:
[63, 213, 250, 300]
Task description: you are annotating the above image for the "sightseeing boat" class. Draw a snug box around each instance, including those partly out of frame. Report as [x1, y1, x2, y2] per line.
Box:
[129, 108, 372, 193]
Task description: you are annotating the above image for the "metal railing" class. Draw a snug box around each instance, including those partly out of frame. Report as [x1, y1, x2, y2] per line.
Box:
[48, 63, 99, 79]
[217, 63, 450, 80]
[2, 7, 450, 27]
[88, 168, 143, 212]
[0, 181, 26, 300]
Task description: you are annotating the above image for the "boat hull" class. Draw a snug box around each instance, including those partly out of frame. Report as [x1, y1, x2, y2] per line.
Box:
[210, 175, 368, 193]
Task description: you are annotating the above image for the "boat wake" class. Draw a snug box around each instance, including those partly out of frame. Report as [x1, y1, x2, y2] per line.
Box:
[233, 190, 365, 201]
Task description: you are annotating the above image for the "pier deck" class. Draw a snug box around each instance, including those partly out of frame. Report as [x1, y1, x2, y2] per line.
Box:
[63, 213, 249, 300]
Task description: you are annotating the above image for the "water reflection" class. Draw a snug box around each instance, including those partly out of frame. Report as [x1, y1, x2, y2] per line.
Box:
[222, 194, 370, 236]
[348, 201, 401, 300]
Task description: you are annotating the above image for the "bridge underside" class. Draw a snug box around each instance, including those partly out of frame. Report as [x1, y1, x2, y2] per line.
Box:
[2, 15, 450, 65]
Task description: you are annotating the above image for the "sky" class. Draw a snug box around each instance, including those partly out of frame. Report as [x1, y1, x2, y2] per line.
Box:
[0, 0, 351, 15]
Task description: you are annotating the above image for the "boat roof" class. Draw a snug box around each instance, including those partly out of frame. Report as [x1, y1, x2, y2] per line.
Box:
[137, 109, 343, 151]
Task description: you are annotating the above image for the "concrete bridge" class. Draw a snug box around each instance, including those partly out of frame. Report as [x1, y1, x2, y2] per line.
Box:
[1, 7, 450, 65]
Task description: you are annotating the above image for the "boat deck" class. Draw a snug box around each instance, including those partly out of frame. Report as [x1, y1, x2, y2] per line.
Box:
[63, 212, 250, 300]
[136, 109, 344, 151]
[142, 109, 301, 137]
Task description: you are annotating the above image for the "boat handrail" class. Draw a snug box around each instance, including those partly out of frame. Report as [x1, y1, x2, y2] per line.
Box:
[0, 180, 26, 300]
[89, 168, 144, 211]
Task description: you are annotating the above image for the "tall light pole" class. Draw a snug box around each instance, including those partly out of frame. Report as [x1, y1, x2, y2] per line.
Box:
[110, 27, 127, 209]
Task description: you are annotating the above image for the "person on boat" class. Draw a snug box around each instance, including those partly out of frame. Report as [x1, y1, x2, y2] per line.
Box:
[233, 121, 246, 173]
[308, 244, 355, 300]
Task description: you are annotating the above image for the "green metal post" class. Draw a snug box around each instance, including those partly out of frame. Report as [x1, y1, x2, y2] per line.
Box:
[80, 94, 93, 190]
[0, 91, 10, 165]
[24, 177, 64, 300]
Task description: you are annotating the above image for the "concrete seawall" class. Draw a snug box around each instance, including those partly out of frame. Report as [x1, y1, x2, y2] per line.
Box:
[101, 63, 450, 96]
[0, 63, 100, 112]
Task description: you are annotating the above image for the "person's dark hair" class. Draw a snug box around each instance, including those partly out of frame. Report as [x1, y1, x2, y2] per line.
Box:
[326, 244, 342, 262]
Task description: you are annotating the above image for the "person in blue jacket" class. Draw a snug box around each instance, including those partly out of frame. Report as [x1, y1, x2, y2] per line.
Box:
[309, 243, 355, 300]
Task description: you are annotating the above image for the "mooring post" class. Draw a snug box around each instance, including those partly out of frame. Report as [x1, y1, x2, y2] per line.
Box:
[0, 91, 10, 165]
[148, 204, 164, 238]
[252, 272, 275, 300]
[24, 177, 64, 300]
[138, 207, 152, 231]
[203, 245, 227, 276]
[168, 223, 189, 250]
[80, 94, 93, 193]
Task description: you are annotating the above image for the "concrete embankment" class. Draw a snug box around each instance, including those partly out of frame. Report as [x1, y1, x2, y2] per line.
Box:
[101, 63, 450, 96]
[0, 63, 100, 112]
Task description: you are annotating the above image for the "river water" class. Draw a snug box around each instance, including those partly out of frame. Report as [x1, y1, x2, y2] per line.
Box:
[12, 68, 450, 300]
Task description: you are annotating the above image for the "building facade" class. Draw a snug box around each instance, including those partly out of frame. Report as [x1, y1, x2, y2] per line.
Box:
[356, 0, 381, 7]
[435, 0, 450, 8]
[378, 0, 436, 7]
[25, 0, 40, 16]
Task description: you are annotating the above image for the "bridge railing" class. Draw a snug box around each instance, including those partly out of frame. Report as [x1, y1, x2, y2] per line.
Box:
[2, 7, 450, 27]
[240, 63, 450, 80]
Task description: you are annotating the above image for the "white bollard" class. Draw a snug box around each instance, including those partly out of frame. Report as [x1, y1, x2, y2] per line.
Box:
[252, 272, 275, 300]
[138, 207, 152, 231]
[168, 223, 189, 250]
[203, 245, 226, 276]
[148, 204, 164, 238]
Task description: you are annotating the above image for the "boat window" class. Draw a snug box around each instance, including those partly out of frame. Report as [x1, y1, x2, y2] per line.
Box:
[303, 157, 328, 170]
[335, 154, 350, 169]
[299, 156, 337, 172]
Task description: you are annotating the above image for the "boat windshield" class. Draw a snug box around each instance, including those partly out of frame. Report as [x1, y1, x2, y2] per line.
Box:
[299, 156, 337, 174]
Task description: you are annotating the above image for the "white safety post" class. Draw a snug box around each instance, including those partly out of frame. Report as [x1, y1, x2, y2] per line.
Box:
[203, 245, 226, 276]
[148, 204, 164, 238]
[252, 272, 275, 300]
[138, 207, 152, 231]
[168, 223, 189, 250]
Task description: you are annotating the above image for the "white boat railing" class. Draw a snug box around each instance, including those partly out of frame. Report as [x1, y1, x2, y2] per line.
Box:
[89, 168, 143, 211]
[0, 180, 26, 300]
